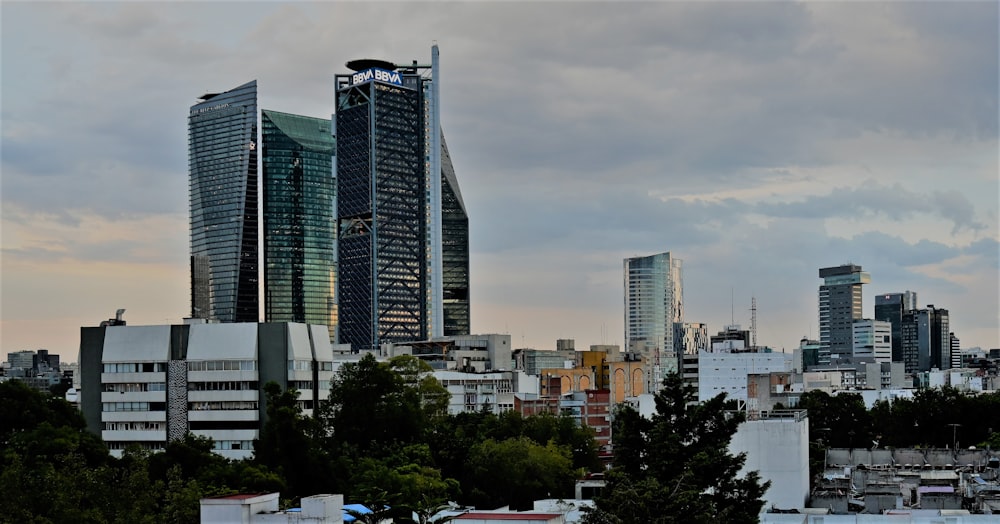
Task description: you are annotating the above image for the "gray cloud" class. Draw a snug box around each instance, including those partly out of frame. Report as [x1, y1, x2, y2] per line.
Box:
[1, 2, 997, 353]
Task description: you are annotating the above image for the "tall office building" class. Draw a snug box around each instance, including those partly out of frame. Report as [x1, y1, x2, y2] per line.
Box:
[189, 80, 259, 322]
[261, 110, 337, 341]
[874, 291, 918, 363]
[334, 46, 469, 351]
[624, 251, 683, 390]
[818, 264, 870, 362]
[901, 305, 950, 372]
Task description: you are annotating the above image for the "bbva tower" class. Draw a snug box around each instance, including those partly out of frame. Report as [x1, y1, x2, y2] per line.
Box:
[334, 45, 469, 351]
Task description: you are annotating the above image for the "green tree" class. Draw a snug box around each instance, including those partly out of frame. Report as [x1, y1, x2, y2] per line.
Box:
[388, 355, 450, 418]
[585, 373, 769, 524]
[465, 437, 576, 510]
[254, 381, 332, 497]
[318, 353, 426, 456]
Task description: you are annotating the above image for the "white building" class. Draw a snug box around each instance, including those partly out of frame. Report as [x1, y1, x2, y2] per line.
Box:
[200, 493, 343, 523]
[852, 319, 892, 363]
[433, 370, 537, 414]
[80, 321, 334, 459]
[729, 411, 810, 511]
[383, 334, 513, 372]
[698, 351, 793, 403]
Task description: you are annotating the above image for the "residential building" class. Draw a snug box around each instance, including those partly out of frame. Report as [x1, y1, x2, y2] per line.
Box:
[852, 319, 892, 363]
[335, 46, 469, 351]
[875, 291, 918, 362]
[624, 251, 683, 391]
[189, 80, 259, 323]
[78, 321, 334, 459]
[261, 110, 338, 342]
[818, 264, 871, 362]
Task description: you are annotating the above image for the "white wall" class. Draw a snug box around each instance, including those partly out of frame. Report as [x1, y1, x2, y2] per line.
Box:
[729, 415, 810, 511]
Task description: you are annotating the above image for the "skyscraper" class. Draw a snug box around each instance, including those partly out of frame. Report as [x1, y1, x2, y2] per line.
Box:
[874, 291, 918, 363]
[624, 251, 683, 390]
[818, 264, 870, 363]
[901, 305, 950, 372]
[189, 80, 259, 322]
[334, 46, 469, 351]
[261, 110, 337, 341]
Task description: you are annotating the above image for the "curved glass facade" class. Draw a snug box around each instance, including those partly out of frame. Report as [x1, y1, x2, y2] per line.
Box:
[624, 252, 683, 387]
[189, 80, 259, 322]
[261, 110, 336, 341]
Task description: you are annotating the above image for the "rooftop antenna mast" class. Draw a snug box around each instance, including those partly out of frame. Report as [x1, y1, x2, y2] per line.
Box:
[730, 287, 735, 327]
[750, 296, 758, 350]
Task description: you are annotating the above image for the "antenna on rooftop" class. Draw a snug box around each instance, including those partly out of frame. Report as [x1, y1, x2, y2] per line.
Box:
[750, 296, 758, 350]
[731, 287, 735, 326]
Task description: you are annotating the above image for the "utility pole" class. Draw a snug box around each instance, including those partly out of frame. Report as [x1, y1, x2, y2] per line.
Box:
[948, 423, 962, 450]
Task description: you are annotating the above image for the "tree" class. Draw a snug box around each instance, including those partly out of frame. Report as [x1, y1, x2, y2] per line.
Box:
[254, 381, 330, 497]
[388, 355, 450, 418]
[585, 373, 770, 523]
[318, 353, 426, 456]
[465, 437, 576, 510]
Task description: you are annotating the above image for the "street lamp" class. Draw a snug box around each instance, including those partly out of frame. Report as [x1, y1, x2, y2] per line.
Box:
[947, 423, 962, 450]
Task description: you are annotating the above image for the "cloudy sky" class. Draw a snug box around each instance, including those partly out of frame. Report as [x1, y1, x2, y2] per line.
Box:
[2, 2, 997, 360]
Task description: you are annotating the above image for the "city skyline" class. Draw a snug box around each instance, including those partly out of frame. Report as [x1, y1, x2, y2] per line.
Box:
[1, 2, 997, 357]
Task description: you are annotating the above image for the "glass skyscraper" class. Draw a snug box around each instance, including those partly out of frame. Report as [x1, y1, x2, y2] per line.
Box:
[334, 46, 469, 351]
[189, 80, 259, 322]
[874, 290, 918, 363]
[624, 251, 683, 390]
[261, 110, 337, 341]
[818, 264, 870, 361]
[440, 134, 470, 336]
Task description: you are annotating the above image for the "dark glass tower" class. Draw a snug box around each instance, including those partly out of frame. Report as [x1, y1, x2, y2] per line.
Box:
[874, 291, 918, 362]
[336, 61, 426, 350]
[440, 134, 470, 336]
[261, 110, 337, 341]
[335, 47, 469, 351]
[189, 80, 259, 322]
[901, 306, 950, 372]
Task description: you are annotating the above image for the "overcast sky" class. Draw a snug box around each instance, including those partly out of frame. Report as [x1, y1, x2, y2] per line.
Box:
[2, 1, 998, 360]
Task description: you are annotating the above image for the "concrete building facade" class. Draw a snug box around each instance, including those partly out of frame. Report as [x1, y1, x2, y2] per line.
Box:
[79, 321, 333, 459]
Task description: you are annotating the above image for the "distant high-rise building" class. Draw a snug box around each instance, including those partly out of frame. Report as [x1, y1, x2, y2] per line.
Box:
[901, 305, 951, 372]
[852, 319, 892, 363]
[950, 332, 961, 369]
[189, 80, 259, 322]
[334, 46, 469, 351]
[818, 264, 870, 361]
[624, 251, 683, 390]
[261, 110, 337, 341]
[874, 291, 918, 363]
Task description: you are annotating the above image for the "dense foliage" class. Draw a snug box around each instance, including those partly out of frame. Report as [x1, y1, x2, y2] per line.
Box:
[0, 355, 597, 523]
[7, 360, 995, 523]
[583, 373, 770, 524]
